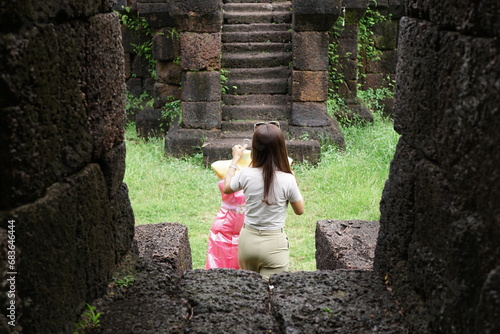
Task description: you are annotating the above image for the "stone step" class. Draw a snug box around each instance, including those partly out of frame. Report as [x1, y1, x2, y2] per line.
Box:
[222, 93, 291, 120]
[224, 11, 292, 24]
[223, 93, 291, 106]
[222, 51, 292, 68]
[222, 30, 292, 43]
[224, 67, 290, 81]
[221, 120, 289, 133]
[220, 2, 295, 156]
[222, 23, 291, 33]
[203, 138, 248, 162]
[222, 104, 290, 121]
[223, 2, 292, 13]
[221, 130, 255, 140]
[226, 77, 289, 95]
[223, 42, 292, 53]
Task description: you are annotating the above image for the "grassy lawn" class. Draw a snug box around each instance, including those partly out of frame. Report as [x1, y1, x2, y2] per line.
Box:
[124, 112, 400, 271]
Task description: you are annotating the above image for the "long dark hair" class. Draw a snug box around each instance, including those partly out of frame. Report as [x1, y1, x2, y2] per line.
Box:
[251, 124, 292, 205]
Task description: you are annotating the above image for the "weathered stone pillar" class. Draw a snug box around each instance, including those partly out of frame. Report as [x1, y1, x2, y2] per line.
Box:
[136, 0, 182, 140]
[360, 0, 404, 91]
[115, 2, 156, 101]
[374, 0, 500, 332]
[180, 33, 222, 129]
[290, 0, 345, 148]
[0, 2, 134, 332]
[164, 0, 224, 157]
[152, 29, 182, 105]
[359, 0, 404, 116]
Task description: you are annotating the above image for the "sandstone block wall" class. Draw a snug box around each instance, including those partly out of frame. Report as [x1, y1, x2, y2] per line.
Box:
[0, 1, 135, 332]
[116, 2, 157, 102]
[374, 0, 500, 332]
[117, 1, 181, 138]
[358, 0, 404, 91]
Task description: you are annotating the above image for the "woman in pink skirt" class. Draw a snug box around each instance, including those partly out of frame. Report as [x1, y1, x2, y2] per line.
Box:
[205, 149, 251, 269]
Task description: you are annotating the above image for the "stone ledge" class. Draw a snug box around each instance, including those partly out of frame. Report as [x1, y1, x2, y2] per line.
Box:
[286, 139, 321, 165]
[95, 265, 407, 333]
[270, 270, 407, 332]
[315, 219, 379, 270]
[135, 107, 164, 139]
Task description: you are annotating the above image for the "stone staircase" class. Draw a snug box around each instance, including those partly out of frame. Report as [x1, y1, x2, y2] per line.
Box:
[202, 0, 322, 164]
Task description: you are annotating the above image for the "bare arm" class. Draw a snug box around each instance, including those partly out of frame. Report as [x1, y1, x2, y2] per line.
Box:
[290, 199, 304, 215]
[222, 144, 247, 194]
[289, 172, 304, 215]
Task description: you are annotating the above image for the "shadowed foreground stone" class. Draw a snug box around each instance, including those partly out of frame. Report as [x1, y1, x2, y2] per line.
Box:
[94, 253, 188, 334]
[94, 223, 192, 333]
[97, 267, 280, 333]
[93, 220, 407, 333]
[270, 270, 406, 333]
[97, 266, 407, 333]
[374, 4, 500, 331]
[316, 219, 379, 270]
[180, 269, 280, 333]
[0, 164, 134, 332]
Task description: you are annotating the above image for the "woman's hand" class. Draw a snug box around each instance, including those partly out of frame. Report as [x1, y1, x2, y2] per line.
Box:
[231, 143, 248, 162]
[223, 143, 248, 194]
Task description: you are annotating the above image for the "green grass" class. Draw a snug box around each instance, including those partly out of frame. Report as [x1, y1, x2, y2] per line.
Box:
[124, 112, 400, 271]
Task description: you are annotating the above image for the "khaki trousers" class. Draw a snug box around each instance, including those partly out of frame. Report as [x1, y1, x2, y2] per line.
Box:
[238, 225, 289, 280]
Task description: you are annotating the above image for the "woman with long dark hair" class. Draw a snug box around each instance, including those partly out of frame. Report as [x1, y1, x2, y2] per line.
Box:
[223, 121, 304, 280]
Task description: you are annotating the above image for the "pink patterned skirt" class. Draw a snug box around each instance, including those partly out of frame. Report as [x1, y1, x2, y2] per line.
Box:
[205, 180, 246, 269]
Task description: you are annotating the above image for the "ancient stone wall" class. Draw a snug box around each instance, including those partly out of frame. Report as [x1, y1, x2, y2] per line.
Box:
[358, 0, 404, 91]
[328, 0, 404, 122]
[114, 0, 182, 139]
[374, 0, 500, 332]
[115, 2, 157, 102]
[0, 1, 135, 332]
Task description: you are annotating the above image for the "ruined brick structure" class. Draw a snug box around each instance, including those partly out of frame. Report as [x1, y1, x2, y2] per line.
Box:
[357, 0, 404, 92]
[0, 1, 135, 332]
[330, 0, 404, 122]
[121, 0, 404, 160]
[128, 0, 346, 165]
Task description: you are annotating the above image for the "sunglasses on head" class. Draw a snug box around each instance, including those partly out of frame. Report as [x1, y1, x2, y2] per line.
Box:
[254, 121, 280, 131]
